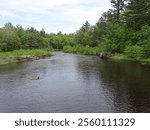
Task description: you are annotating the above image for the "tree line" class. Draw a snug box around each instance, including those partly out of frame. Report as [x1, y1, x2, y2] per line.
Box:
[0, 0, 150, 60]
[0, 23, 74, 52]
[64, 0, 150, 59]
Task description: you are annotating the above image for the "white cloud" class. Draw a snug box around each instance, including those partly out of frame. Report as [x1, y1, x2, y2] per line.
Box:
[0, 0, 111, 33]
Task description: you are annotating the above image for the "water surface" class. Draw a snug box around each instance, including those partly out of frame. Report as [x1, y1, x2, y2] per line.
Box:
[0, 52, 150, 112]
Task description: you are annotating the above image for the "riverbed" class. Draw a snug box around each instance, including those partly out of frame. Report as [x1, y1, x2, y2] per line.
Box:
[0, 52, 150, 112]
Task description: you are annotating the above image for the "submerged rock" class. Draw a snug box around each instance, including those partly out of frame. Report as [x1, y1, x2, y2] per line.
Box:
[30, 76, 40, 80]
[141, 63, 150, 66]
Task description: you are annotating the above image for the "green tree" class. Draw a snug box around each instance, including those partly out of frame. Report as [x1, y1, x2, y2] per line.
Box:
[124, 0, 150, 30]
[40, 28, 46, 37]
[0, 28, 21, 51]
[4, 22, 16, 31]
[91, 22, 106, 46]
[102, 23, 132, 53]
[110, 0, 127, 21]
[75, 21, 93, 46]
[81, 21, 91, 32]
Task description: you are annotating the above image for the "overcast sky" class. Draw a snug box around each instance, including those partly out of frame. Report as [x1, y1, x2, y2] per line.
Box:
[0, 0, 111, 33]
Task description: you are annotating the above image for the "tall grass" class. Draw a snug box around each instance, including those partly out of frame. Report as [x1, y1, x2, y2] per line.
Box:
[0, 49, 51, 58]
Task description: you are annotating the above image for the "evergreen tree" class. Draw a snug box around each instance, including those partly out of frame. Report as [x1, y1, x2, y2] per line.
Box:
[75, 21, 92, 46]
[124, 0, 150, 30]
[110, 0, 127, 21]
[81, 21, 91, 33]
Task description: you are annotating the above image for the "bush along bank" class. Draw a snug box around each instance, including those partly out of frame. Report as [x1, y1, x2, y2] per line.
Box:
[63, 44, 115, 59]
[63, 44, 150, 63]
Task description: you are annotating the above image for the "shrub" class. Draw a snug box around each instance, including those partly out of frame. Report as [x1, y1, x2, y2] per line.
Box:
[124, 45, 144, 59]
[0, 29, 21, 51]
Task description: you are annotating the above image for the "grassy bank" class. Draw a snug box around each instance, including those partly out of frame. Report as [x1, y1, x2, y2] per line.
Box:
[0, 49, 51, 65]
[111, 54, 150, 62]
[63, 45, 150, 63]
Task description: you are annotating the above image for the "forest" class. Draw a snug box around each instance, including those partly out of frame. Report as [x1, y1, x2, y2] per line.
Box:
[0, 0, 150, 64]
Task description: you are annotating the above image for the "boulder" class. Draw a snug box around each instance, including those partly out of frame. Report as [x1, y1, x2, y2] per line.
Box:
[99, 53, 111, 59]
[19, 55, 39, 62]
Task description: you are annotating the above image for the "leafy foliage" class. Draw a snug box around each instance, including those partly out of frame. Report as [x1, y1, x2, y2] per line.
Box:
[66, 0, 150, 60]
[0, 23, 74, 52]
[0, 28, 21, 51]
[0, 0, 150, 61]
[124, 0, 150, 30]
[124, 45, 143, 59]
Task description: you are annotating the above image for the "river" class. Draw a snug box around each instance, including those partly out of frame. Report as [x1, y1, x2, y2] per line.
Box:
[0, 52, 150, 112]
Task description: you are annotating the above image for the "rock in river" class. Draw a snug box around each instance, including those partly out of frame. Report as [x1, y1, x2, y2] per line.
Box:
[30, 76, 40, 80]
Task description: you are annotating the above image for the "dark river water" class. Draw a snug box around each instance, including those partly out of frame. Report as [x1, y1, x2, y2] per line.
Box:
[0, 52, 150, 113]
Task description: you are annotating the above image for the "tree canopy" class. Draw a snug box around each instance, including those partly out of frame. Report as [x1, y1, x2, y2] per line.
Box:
[0, 0, 150, 60]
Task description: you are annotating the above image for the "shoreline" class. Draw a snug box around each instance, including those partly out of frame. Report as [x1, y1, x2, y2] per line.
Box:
[111, 54, 150, 63]
[63, 51, 150, 63]
[0, 49, 51, 65]
[1, 50, 150, 66]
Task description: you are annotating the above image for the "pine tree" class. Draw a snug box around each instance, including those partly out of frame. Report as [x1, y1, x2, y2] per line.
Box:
[110, 0, 127, 21]
[124, 0, 150, 30]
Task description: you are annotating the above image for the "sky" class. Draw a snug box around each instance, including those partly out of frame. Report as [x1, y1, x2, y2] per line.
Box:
[0, 0, 111, 34]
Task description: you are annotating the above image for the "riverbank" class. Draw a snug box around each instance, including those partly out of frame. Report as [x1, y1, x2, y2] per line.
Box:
[0, 49, 51, 65]
[63, 47, 150, 63]
[111, 54, 150, 63]
[63, 45, 150, 63]
[1, 51, 150, 112]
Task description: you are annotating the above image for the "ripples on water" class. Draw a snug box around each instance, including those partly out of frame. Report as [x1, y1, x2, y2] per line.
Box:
[0, 52, 150, 112]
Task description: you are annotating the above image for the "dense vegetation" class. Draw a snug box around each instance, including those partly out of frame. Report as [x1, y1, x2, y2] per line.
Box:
[0, 23, 73, 64]
[63, 0, 150, 61]
[0, 0, 150, 63]
[0, 23, 74, 52]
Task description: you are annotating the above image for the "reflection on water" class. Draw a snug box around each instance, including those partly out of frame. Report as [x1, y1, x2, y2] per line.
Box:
[0, 62, 25, 73]
[0, 52, 150, 112]
[99, 60, 150, 112]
